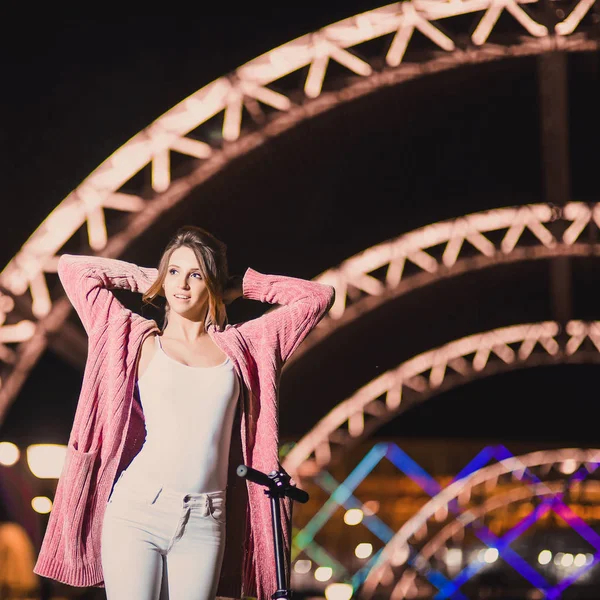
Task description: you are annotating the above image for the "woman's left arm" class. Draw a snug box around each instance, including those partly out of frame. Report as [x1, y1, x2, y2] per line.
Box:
[235, 267, 335, 365]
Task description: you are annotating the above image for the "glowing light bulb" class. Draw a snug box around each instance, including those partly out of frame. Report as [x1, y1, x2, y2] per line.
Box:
[315, 566, 333, 582]
[560, 460, 577, 475]
[445, 548, 462, 567]
[574, 553, 586, 568]
[32, 496, 53, 514]
[0, 442, 19, 466]
[27, 444, 67, 479]
[561, 553, 574, 567]
[363, 500, 379, 515]
[325, 582, 353, 600]
[483, 548, 498, 564]
[355, 543, 373, 559]
[344, 508, 363, 525]
[554, 552, 564, 566]
[294, 559, 312, 574]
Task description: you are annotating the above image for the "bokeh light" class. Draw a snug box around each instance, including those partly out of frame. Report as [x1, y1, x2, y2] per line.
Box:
[0, 441, 20, 466]
[355, 542, 373, 559]
[294, 559, 312, 574]
[26, 444, 66, 479]
[344, 508, 363, 526]
[325, 582, 353, 600]
[315, 566, 333, 582]
[31, 496, 52, 514]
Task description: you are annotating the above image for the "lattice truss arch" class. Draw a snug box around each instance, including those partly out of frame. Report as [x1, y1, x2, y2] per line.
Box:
[0, 1, 598, 417]
[2, 201, 600, 422]
[394, 481, 565, 597]
[282, 320, 600, 480]
[291, 202, 600, 365]
[359, 448, 600, 599]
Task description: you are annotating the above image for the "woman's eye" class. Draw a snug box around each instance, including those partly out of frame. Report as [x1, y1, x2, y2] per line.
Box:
[168, 269, 177, 275]
[192, 273, 202, 279]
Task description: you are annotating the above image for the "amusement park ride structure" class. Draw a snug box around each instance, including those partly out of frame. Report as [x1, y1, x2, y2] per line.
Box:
[1, 1, 599, 597]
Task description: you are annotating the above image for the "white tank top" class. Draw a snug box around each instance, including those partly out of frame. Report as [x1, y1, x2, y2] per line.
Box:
[122, 334, 240, 493]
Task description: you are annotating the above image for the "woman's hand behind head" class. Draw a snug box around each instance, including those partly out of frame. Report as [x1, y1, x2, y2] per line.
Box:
[223, 275, 243, 305]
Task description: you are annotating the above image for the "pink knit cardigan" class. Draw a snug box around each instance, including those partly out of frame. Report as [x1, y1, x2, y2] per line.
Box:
[33, 254, 334, 599]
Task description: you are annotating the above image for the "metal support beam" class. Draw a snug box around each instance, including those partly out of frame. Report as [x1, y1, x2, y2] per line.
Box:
[538, 50, 572, 324]
[47, 321, 87, 371]
[6, 290, 88, 373]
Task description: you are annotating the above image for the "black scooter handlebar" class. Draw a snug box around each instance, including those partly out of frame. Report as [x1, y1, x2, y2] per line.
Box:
[237, 464, 309, 504]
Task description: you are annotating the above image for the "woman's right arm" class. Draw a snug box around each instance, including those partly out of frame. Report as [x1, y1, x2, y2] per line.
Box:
[235, 267, 335, 367]
[57, 254, 158, 336]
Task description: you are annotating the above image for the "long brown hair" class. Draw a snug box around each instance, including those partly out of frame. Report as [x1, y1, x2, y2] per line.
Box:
[142, 225, 229, 331]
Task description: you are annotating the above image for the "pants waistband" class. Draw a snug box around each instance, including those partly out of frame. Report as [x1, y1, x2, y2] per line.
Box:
[114, 470, 226, 505]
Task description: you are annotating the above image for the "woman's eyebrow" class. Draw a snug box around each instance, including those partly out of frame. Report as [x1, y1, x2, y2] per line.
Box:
[168, 264, 200, 271]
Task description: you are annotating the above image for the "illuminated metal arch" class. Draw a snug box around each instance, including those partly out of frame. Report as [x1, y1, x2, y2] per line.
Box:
[2, 201, 600, 423]
[289, 201, 600, 365]
[360, 447, 600, 598]
[282, 321, 600, 479]
[0, 1, 598, 417]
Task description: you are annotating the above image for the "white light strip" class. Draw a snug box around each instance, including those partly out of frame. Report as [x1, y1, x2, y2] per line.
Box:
[283, 321, 600, 478]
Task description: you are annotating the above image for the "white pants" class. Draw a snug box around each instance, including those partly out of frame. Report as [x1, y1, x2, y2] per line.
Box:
[101, 471, 226, 600]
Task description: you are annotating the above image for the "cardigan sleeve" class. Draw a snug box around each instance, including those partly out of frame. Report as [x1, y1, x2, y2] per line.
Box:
[57, 253, 158, 336]
[235, 267, 335, 365]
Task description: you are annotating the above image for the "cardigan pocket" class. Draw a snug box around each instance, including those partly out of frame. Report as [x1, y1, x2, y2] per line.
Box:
[61, 442, 99, 567]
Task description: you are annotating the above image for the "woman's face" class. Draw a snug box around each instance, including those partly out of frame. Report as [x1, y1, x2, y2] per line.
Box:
[163, 246, 210, 319]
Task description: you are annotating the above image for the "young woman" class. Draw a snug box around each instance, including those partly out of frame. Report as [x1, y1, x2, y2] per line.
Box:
[33, 225, 335, 600]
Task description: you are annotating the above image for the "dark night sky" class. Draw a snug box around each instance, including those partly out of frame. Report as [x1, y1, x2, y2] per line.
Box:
[2, 10, 600, 452]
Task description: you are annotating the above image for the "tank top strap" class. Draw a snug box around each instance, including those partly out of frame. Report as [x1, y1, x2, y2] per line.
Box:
[154, 334, 167, 360]
[137, 334, 162, 385]
[154, 334, 169, 364]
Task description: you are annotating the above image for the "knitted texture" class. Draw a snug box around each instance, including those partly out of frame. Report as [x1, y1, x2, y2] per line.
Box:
[33, 254, 335, 599]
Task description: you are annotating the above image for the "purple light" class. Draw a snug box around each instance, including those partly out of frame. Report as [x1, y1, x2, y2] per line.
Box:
[388, 444, 600, 598]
